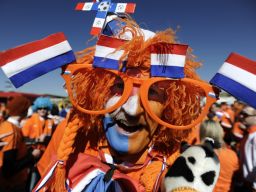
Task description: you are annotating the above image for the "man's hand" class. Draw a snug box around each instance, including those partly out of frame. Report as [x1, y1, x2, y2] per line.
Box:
[38, 134, 47, 143]
[32, 149, 41, 159]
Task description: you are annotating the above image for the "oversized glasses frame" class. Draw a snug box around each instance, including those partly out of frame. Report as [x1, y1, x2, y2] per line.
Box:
[63, 64, 219, 130]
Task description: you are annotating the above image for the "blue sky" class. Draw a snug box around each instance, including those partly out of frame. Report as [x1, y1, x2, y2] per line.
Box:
[0, 0, 256, 96]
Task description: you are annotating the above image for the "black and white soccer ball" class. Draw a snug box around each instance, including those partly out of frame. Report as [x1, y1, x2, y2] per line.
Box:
[98, 1, 111, 11]
[163, 140, 220, 192]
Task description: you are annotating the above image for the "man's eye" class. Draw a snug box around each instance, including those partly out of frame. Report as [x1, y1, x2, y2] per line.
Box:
[148, 87, 166, 103]
[111, 82, 124, 95]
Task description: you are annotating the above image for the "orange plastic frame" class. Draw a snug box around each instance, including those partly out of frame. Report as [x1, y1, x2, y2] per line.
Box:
[63, 64, 219, 130]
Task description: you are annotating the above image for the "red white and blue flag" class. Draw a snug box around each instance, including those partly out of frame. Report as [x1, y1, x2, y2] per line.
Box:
[210, 53, 256, 108]
[0, 32, 75, 88]
[150, 43, 188, 78]
[75, 0, 136, 35]
[93, 35, 127, 70]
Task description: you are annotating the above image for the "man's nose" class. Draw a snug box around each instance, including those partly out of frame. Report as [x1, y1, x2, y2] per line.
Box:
[121, 87, 143, 116]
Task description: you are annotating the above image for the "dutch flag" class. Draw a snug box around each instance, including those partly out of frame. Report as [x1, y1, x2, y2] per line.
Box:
[93, 35, 127, 70]
[0, 32, 76, 88]
[210, 53, 256, 108]
[150, 43, 188, 78]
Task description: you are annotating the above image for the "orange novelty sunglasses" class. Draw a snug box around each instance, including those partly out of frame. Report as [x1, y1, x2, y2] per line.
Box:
[62, 64, 219, 130]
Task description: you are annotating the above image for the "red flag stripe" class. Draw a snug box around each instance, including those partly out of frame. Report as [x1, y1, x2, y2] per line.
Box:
[0, 33, 67, 67]
[97, 35, 127, 48]
[90, 27, 102, 35]
[226, 52, 256, 75]
[151, 43, 188, 55]
[125, 3, 136, 13]
[75, 3, 85, 10]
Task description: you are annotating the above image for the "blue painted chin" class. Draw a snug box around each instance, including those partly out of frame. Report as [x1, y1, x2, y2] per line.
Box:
[103, 116, 129, 153]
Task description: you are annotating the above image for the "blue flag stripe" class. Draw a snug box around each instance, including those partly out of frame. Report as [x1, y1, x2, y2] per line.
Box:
[109, 3, 117, 12]
[151, 65, 184, 78]
[96, 11, 108, 19]
[93, 56, 119, 70]
[210, 73, 256, 108]
[91, 3, 100, 10]
[9, 51, 75, 88]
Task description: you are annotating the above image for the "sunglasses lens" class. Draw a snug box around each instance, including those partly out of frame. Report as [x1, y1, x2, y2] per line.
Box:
[38, 107, 47, 110]
[70, 68, 124, 111]
[146, 80, 206, 126]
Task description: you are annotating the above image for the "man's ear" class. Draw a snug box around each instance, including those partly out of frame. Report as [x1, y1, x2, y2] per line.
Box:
[180, 141, 190, 153]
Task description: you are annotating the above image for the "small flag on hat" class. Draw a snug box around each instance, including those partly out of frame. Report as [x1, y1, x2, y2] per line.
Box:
[93, 35, 127, 70]
[210, 52, 256, 108]
[0, 32, 76, 88]
[75, 0, 136, 35]
[150, 43, 188, 78]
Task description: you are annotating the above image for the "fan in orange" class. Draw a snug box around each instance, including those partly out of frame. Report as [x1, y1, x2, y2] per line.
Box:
[34, 14, 220, 192]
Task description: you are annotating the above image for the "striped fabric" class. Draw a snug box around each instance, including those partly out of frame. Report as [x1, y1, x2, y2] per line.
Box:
[210, 52, 256, 108]
[150, 43, 188, 78]
[75, 0, 136, 35]
[93, 35, 127, 70]
[0, 32, 75, 88]
[109, 3, 136, 13]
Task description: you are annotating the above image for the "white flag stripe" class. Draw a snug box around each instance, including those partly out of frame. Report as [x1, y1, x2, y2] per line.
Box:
[35, 161, 59, 191]
[2, 41, 72, 78]
[95, 45, 124, 60]
[83, 2, 93, 10]
[115, 3, 127, 12]
[218, 62, 256, 92]
[72, 169, 105, 192]
[151, 54, 185, 67]
[92, 18, 105, 28]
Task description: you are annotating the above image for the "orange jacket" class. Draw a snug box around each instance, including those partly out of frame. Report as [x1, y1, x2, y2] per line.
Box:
[0, 121, 28, 189]
[37, 119, 66, 175]
[22, 113, 54, 139]
[220, 108, 235, 129]
[232, 122, 244, 139]
[214, 147, 239, 192]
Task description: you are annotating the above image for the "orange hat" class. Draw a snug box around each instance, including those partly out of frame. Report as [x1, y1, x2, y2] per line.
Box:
[7, 96, 31, 117]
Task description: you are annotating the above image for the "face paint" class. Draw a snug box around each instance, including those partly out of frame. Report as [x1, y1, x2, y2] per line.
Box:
[104, 90, 164, 155]
[103, 114, 129, 153]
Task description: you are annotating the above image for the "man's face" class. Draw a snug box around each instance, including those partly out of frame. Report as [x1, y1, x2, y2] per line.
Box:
[103, 69, 164, 155]
[239, 107, 256, 129]
[37, 107, 48, 118]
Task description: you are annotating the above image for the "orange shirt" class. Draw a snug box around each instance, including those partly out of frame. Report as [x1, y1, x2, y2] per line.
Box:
[0, 121, 28, 189]
[232, 122, 244, 139]
[220, 108, 235, 129]
[214, 147, 239, 192]
[22, 113, 54, 139]
[37, 119, 66, 175]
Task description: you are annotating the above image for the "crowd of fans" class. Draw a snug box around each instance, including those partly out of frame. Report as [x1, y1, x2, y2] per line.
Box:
[0, 96, 255, 192]
[191, 100, 256, 192]
[0, 96, 69, 192]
